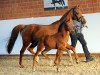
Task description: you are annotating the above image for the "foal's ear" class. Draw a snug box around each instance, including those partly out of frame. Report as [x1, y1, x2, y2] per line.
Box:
[76, 5, 80, 7]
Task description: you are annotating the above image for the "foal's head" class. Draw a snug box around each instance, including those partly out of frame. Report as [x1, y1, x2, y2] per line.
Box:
[58, 20, 73, 33]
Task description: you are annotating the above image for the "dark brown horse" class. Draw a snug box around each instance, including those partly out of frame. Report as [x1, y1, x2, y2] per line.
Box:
[7, 5, 86, 68]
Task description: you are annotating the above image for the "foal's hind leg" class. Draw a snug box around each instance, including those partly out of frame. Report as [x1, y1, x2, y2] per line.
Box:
[71, 46, 79, 63]
[19, 42, 30, 68]
[66, 50, 73, 65]
[41, 47, 51, 59]
[66, 44, 79, 63]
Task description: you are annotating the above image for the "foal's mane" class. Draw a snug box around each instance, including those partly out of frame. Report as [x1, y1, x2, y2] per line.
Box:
[58, 21, 68, 33]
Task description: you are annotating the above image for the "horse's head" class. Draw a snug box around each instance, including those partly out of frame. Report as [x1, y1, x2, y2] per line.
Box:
[72, 5, 86, 24]
[60, 5, 86, 25]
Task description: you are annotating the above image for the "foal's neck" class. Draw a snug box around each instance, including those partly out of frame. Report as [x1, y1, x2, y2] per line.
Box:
[60, 26, 69, 39]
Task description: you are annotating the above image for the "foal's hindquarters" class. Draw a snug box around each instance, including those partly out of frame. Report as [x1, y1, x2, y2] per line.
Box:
[54, 42, 79, 65]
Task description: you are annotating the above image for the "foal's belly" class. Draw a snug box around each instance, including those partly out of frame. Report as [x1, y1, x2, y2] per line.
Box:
[45, 36, 57, 49]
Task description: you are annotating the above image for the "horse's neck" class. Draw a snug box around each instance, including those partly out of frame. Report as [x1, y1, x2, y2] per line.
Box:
[66, 13, 73, 22]
[60, 9, 73, 23]
[51, 20, 60, 29]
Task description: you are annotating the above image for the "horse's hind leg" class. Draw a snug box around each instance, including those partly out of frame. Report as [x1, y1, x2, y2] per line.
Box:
[27, 41, 38, 55]
[19, 42, 30, 68]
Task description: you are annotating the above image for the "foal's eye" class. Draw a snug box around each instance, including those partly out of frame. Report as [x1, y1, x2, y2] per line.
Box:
[76, 11, 79, 14]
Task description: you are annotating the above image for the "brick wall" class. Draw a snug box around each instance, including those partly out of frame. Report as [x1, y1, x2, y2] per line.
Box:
[0, 0, 100, 20]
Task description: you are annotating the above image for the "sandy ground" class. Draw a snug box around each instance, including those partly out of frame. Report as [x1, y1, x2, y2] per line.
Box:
[0, 55, 100, 75]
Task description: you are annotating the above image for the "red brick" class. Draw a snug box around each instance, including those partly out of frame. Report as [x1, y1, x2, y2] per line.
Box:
[0, 0, 100, 20]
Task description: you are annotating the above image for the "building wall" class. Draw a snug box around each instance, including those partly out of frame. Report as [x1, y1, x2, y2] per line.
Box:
[0, 0, 100, 20]
[0, 13, 100, 54]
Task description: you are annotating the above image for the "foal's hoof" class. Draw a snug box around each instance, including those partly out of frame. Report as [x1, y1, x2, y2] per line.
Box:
[49, 60, 53, 66]
[76, 61, 79, 64]
[34, 56, 39, 63]
[68, 62, 73, 66]
[32, 66, 36, 72]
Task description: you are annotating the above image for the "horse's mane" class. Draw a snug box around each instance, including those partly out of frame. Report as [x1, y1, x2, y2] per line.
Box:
[59, 7, 74, 22]
[51, 7, 75, 25]
[51, 20, 59, 24]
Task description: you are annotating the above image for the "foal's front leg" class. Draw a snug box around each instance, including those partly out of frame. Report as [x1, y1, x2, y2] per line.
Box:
[54, 49, 62, 65]
[54, 49, 63, 72]
[33, 42, 44, 71]
[34, 43, 44, 61]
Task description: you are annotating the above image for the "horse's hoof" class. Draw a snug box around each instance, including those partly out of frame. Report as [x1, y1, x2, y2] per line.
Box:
[20, 65, 24, 68]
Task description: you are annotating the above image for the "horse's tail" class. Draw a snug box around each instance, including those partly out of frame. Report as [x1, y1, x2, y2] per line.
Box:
[7, 25, 26, 54]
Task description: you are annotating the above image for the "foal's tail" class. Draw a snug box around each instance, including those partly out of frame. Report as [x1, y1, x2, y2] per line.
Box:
[7, 25, 26, 54]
